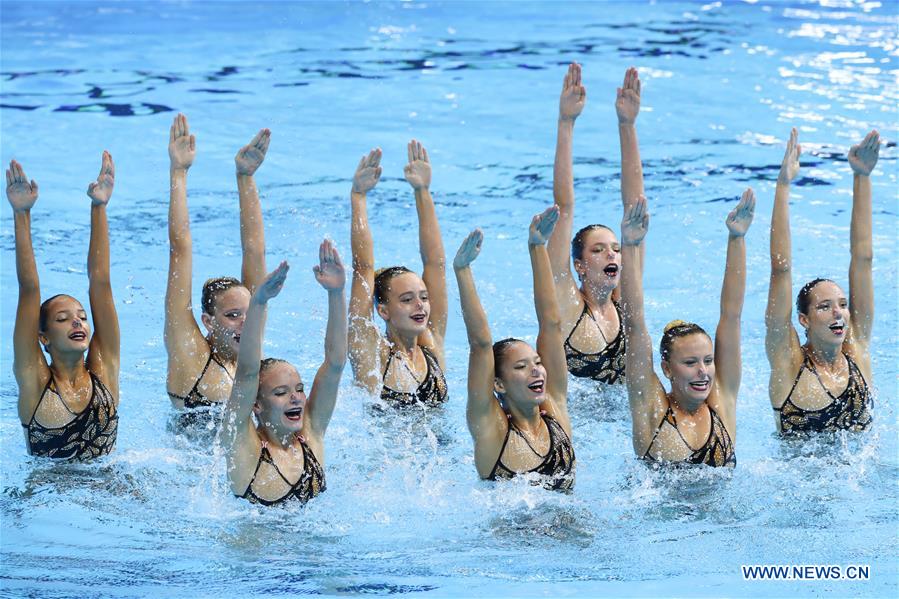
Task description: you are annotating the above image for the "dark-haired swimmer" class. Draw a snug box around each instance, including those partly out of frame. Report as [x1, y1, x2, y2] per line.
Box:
[547, 65, 646, 386]
[222, 242, 346, 506]
[8, 154, 120, 459]
[348, 143, 448, 408]
[164, 113, 270, 413]
[454, 206, 575, 491]
[766, 129, 879, 434]
[620, 191, 755, 468]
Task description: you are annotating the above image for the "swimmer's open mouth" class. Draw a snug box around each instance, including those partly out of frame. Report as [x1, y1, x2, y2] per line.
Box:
[284, 407, 303, 421]
[689, 379, 710, 392]
[528, 380, 545, 394]
[603, 264, 619, 276]
[69, 331, 87, 341]
[411, 313, 427, 324]
[829, 321, 845, 335]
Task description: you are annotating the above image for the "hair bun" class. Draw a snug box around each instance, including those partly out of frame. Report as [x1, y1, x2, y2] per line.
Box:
[664, 319, 690, 333]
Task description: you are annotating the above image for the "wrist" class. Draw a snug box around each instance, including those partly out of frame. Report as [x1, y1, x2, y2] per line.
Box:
[558, 116, 577, 126]
[618, 120, 636, 128]
[621, 239, 643, 247]
[236, 170, 255, 179]
[728, 231, 746, 240]
[170, 166, 189, 176]
[852, 170, 870, 178]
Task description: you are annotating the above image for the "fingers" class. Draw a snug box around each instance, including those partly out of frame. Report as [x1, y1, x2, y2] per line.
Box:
[5, 166, 12, 187]
[367, 147, 382, 168]
[270, 260, 290, 282]
[573, 62, 581, 87]
[106, 151, 115, 178]
[169, 119, 176, 143]
[407, 140, 414, 164]
[189, 134, 196, 152]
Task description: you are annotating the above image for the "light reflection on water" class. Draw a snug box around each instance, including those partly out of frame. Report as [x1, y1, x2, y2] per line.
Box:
[1, 1, 897, 597]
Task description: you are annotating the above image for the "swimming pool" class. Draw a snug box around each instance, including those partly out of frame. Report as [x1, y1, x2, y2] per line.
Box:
[1, 1, 896, 596]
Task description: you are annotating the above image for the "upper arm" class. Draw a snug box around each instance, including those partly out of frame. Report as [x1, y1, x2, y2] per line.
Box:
[304, 360, 343, 438]
[86, 281, 120, 397]
[624, 327, 668, 456]
[348, 267, 383, 393]
[765, 269, 802, 374]
[465, 341, 503, 438]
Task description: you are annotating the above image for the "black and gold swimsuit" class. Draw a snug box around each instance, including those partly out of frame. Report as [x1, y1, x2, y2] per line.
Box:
[380, 345, 448, 407]
[775, 352, 872, 434]
[643, 405, 735, 467]
[563, 301, 626, 385]
[239, 437, 326, 506]
[167, 350, 233, 409]
[488, 414, 576, 491]
[24, 371, 118, 460]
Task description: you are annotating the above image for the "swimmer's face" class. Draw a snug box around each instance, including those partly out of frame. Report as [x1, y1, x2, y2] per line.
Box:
[574, 228, 620, 291]
[376, 272, 430, 335]
[39, 295, 91, 355]
[202, 286, 251, 355]
[799, 281, 849, 348]
[255, 362, 306, 434]
[661, 333, 715, 406]
[494, 342, 547, 406]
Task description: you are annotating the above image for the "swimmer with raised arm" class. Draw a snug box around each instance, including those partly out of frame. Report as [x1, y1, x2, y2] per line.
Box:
[222, 242, 347, 506]
[348, 142, 449, 408]
[766, 129, 878, 434]
[547, 65, 645, 385]
[454, 206, 575, 490]
[620, 190, 755, 467]
[165, 113, 271, 412]
[8, 154, 120, 459]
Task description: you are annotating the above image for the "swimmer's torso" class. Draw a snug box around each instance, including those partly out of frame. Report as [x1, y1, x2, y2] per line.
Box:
[24, 371, 118, 460]
[380, 345, 448, 407]
[563, 300, 626, 385]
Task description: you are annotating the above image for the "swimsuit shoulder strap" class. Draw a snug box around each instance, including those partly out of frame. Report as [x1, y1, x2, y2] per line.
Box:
[488, 417, 514, 479]
[643, 406, 674, 459]
[564, 301, 592, 346]
[775, 351, 811, 411]
[24, 372, 57, 427]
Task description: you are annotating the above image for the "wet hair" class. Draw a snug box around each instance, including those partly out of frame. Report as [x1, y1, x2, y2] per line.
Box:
[659, 320, 711, 362]
[492, 337, 525, 380]
[373, 266, 415, 306]
[201, 277, 243, 315]
[39, 294, 75, 332]
[796, 278, 835, 315]
[257, 358, 291, 399]
[571, 224, 614, 262]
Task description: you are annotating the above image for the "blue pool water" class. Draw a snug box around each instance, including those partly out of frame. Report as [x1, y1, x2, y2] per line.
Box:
[1, 1, 896, 597]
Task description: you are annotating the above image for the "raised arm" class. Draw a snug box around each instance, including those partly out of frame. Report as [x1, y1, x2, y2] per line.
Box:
[619, 196, 666, 454]
[529, 206, 569, 417]
[236, 128, 270, 293]
[846, 130, 879, 347]
[85, 151, 120, 398]
[713, 189, 755, 408]
[616, 68, 645, 224]
[221, 262, 289, 453]
[164, 114, 207, 373]
[304, 240, 348, 439]
[548, 63, 586, 297]
[453, 229, 503, 436]
[404, 140, 448, 350]
[348, 148, 384, 392]
[7, 160, 46, 421]
[765, 128, 802, 371]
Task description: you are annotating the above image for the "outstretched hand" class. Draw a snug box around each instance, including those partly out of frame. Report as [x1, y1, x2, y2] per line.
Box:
[778, 128, 801, 184]
[559, 62, 586, 122]
[235, 128, 271, 176]
[352, 148, 382, 194]
[621, 195, 649, 246]
[87, 151, 115, 206]
[453, 228, 484, 270]
[528, 205, 560, 245]
[255, 261, 289, 304]
[403, 139, 431, 190]
[848, 129, 880, 176]
[726, 188, 756, 237]
[5, 160, 38, 213]
[169, 113, 196, 171]
[615, 67, 641, 125]
[313, 239, 346, 291]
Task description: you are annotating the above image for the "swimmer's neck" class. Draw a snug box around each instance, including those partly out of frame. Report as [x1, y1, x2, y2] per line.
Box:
[206, 337, 237, 364]
[580, 282, 614, 309]
[804, 342, 843, 370]
[669, 394, 705, 416]
[48, 352, 89, 385]
[258, 424, 301, 451]
[386, 329, 419, 356]
[506, 402, 543, 433]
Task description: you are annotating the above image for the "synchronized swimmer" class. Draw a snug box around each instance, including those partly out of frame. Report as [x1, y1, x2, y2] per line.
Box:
[5, 64, 882, 505]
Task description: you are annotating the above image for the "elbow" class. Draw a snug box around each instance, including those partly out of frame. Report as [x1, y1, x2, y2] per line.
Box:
[851, 245, 873, 263]
[769, 255, 791, 274]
